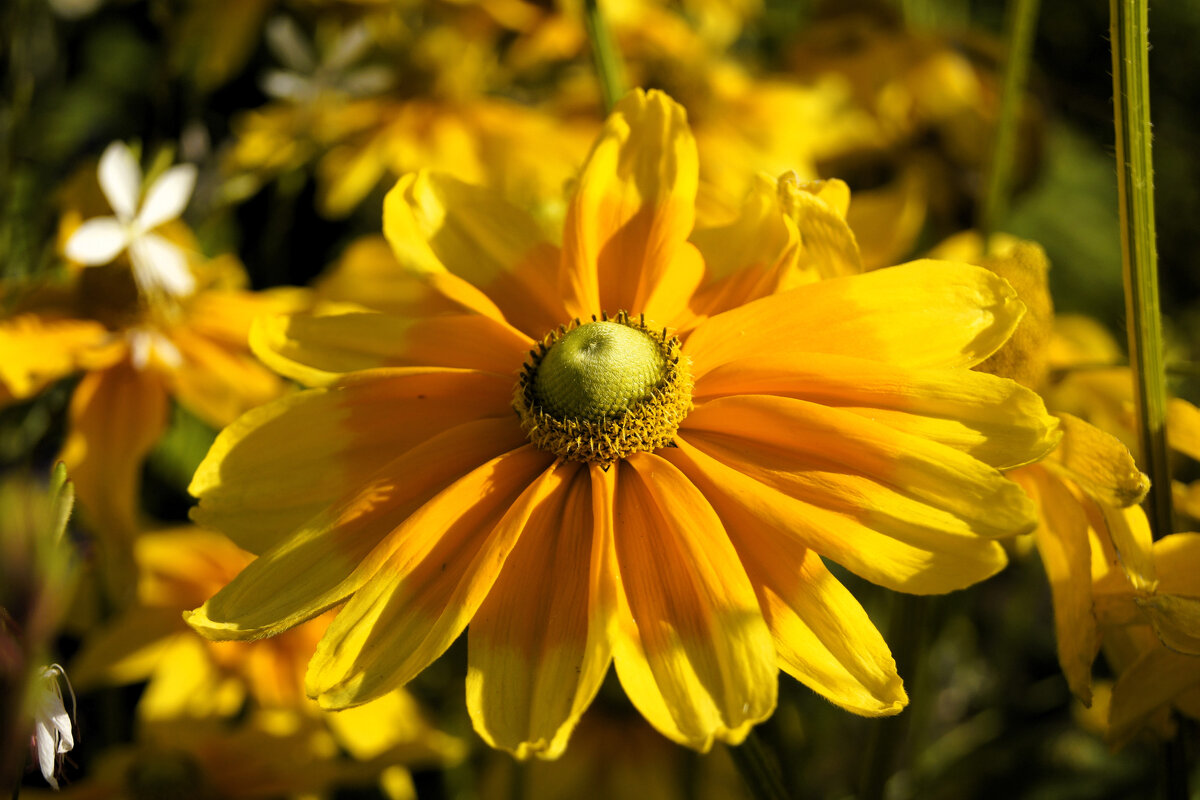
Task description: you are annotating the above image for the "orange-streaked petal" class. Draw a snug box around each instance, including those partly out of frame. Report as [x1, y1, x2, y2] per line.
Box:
[684, 261, 1024, 378]
[664, 436, 1008, 594]
[682, 395, 1037, 540]
[730, 523, 906, 716]
[561, 89, 700, 323]
[186, 417, 532, 642]
[1013, 466, 1098, 704]
[382, 171, 568, 337]
[251, 311, 531, 387]
[610, 453, 777, 752]
[694, 351, 1059, 470]
[190, 369, 515, 552]
[467, 462, 614, 759]
[306, 446, 558, 708]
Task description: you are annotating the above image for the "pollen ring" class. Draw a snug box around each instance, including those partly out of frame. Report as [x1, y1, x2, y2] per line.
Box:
[514, 311, 693, 466]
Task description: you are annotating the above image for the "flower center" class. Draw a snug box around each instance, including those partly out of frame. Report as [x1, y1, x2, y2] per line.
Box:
[515, 312, 693, 465]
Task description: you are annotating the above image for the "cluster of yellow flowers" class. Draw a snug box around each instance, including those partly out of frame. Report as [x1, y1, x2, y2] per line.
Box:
[1, 1, 1197, 798]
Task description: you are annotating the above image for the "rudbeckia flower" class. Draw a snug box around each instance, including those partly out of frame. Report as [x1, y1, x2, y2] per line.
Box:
[187, 90, 1059, 757]
[64, 142, 198, 299]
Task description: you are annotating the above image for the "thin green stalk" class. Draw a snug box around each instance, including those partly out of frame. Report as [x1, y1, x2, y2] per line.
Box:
[1109, 3, 1185, 799]
[979, 0, 1040, 250]
[583, 0, 625, 113]
[859, 594, 929, 800]
[728, 729, 792, 800]
[1109, 0, 1172, 542]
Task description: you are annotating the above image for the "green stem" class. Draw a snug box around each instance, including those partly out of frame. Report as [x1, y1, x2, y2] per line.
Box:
[583, 0, 626, 113]
[979, 0, 1041, 249]
[728, 729, 792, 800]
[1109, 0, 1172, 541]
[1109, 3, 1185, 798]
[859, 594, 929, 800]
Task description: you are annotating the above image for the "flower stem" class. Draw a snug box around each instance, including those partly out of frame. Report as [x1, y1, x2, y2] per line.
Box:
[583, 0, 626, 113]
[1108, 0, 1172, 542]
[1109, 3, 1186, 798]
[728, 729, 792, 800]
[979, 0, 1040, 250]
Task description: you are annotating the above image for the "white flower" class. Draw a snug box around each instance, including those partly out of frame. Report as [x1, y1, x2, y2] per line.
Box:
[64, 141, 198, 298]
[30, 664, 75, 790]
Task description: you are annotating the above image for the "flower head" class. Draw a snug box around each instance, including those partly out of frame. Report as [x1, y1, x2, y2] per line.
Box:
[64, 142, 198, 299]
[187, 90, 1059, 757]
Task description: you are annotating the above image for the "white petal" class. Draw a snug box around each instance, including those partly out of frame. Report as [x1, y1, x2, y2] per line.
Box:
[136, 164, 196, 230]
[324, 23, 371, 72]
[260, 70, 313, 102]
[98, 141, 141, 221]
[266, 16, 316, 73]
[34, 718, 59, 788]
[130, 234, 195, 297]
[64, 217, 129, 264]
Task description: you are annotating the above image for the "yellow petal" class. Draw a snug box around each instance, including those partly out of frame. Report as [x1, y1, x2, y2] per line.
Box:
[684, 260, 1025, 378]
[1108, 645, 1200, 747]
[306, 446, 558, 707]
[314, 235, 473, 317]
[561, 89, 700, 323]
[689, 174, 802, 320]
[1042, 414, 1148, 508]
[69, 607, 182, 690]
[775, 172, 862, 279]
[186, 417, 530, 641]
[726, 512, 906, 716]
[168, 324, 286, 427]
[694, 350, 1059, 470]
[1138, 534, 1200, 655]
[1167, 398, 1200, 462]
[251, 311, 531, 387]
[0, 314, 112, 399]
[190, 369, 514, 552]
[665, 435, 1009, 594]
[610, 454, 777, 752]
[1013, 466, 1098, 704]
[467, 462, 614, 759]
[383, 171, 568, 337]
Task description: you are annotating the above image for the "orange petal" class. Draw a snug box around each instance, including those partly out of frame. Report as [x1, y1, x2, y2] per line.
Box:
[186, 417, 532, 643]
[467, 462, 614, 759]
[168, 324, 286, 428]
[561, 89, 700, 323]
[664, 435, 1008, 594]
[609, 453, 777, 752]
[59, 360, 169, 604]
[190, 369, 515, 552]
[729, 522, 906, 716]
[306, 446, 559, 707]
[693, 350, 1059, 470]
[682, 395, 1037, 540]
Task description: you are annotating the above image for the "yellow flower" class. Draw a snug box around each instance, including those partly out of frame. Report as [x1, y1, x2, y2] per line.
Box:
[926, 232, 1200, 733]
[0, 245, 306, 604]
[187, 90, 1058, 757]
[68, 526, 464, 784]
